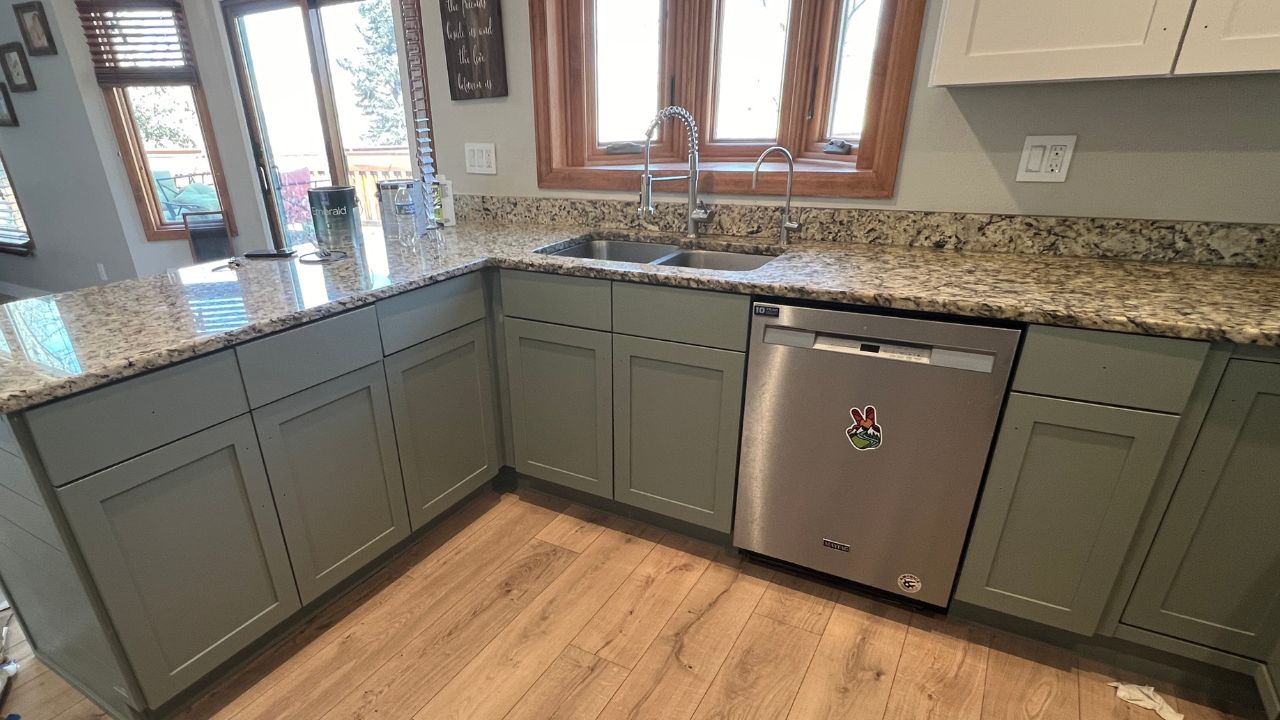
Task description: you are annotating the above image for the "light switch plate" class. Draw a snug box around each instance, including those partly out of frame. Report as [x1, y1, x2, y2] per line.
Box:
[464, 142, 497, 175]
[1016, 135, 1076, 183]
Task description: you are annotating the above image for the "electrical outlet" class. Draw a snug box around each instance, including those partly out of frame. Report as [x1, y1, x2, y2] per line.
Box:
[464, 142, 497, 175]
[1016, 135, 1076, 183]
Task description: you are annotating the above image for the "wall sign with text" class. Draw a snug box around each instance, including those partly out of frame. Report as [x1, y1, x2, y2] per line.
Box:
[438, 0, 508, 100]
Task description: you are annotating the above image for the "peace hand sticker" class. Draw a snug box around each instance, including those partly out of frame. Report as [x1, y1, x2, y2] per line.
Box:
[846, 405, 883, 451]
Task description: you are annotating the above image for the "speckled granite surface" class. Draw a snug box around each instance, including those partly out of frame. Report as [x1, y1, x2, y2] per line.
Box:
[456, 195, 1280, 268]
[2, 223, 1279, 413]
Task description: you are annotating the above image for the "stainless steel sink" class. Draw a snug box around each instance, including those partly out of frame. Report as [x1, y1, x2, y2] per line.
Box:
[654, 249, 775, 271]
[547, 239, 680, 263]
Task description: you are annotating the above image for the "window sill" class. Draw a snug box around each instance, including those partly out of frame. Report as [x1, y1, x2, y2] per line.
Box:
[0, 240, 32, 256]
[537, 159, 896, 199]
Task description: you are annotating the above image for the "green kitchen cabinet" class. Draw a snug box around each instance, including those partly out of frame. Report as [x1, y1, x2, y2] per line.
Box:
[613, 335, 744, 532]
[955, 393, 1179, 635]
[504, 317, 613, 498]
[56, 416, 300, 707]
[385, 320, 501, 530]
[1122, 359, 1280, 660]
[253, 362, 410, 605]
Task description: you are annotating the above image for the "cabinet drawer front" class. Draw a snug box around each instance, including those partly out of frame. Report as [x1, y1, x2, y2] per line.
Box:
[236, 306, 382, 407]
[56, 416, 300, 707]
[1013, 325, 1207, 413]
[955, 393, 1178, 635]
[612, 283, 750, 351]
[504, 318, 613, 497]
[386, 320, 500, 529]
[26, 350, 249, 486]
[500, 270, 611, 331]
[1123, 360, 1280, 659]
[377, 273, 486, 355]
[613, 335, 744, 532]
[253, 362, 410, 604]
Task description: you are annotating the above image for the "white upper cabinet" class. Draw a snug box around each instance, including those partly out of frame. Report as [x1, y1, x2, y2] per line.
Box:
[931, 0, 1195, 85]
[1175, 0, 1280, 74]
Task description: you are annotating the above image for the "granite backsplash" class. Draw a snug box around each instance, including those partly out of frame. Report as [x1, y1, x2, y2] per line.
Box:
[454, 194, 1280, 269]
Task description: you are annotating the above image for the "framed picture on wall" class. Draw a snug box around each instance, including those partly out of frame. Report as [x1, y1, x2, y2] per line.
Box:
[0, 84, 16, 127]
[0, 44, 35, 92]
[14, 3, 57, 56]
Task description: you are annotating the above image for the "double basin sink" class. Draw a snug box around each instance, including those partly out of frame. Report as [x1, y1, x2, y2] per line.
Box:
[538, 238, 776, 272]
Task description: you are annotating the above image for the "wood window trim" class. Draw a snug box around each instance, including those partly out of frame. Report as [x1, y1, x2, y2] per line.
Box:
[103, 85, 238, 242]
[531, 0, 925, 199]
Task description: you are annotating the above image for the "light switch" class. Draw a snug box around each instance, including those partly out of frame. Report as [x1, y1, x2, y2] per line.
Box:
[1016, 135, 1076, 183]
[464, 142, 497, 175]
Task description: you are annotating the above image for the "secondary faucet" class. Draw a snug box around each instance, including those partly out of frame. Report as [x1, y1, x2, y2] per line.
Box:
[752, 146, 801, 245]
[639, 106, 713, 238]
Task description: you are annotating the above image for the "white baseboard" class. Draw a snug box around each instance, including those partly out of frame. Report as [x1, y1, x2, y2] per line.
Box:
[0, 280, 48, 299]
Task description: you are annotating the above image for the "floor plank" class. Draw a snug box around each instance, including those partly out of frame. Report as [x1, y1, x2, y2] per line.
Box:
[598, 552, 771, 720]
[573, 533, 717, 668]
[231, 495, 562, 720]
[505, 645, 630, 720]
[689, 612, 821, 720]
[753, 568, 839, 635]
[536, 503, 612, 553]
[173, 489, 516, 720]
[3, 659, 86, 720]
[881, 614, 990, 720]
[981, 630, 1079, 720]
[414, 516, 658, 720]
[50, 698, 111, 720]
[787, 591, 913, 720]
[318, 538, 577, 719]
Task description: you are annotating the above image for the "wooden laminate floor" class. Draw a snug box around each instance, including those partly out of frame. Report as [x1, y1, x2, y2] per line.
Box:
[1, 489, 1257, 720]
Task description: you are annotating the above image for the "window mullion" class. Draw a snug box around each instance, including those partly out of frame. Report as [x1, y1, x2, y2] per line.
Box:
[302, 4, 348, 185]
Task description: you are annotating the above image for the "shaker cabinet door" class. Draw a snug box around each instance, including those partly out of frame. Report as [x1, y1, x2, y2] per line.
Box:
[386, 320, 500, 530]
[254, 362, 410, 605]
[504, 318, 613, 498]
[1175, 0, 1280, 75]
[931, 0, 1193, 85]
[613, 335, 744, 532]
[58, 416, 300, 707]
[955, 393, 1178, 635]
[1123, 360, 1280, 659]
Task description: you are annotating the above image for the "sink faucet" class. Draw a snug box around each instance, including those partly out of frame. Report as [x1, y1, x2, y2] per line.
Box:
[752, 146, 801, 245]
[639, 106, 713, 238]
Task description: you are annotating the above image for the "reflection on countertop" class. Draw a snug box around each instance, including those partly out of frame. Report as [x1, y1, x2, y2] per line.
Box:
[2, 222, 1279, 413]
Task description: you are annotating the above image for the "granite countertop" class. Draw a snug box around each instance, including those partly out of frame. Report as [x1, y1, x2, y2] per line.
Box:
[1, 222, 1278, 414]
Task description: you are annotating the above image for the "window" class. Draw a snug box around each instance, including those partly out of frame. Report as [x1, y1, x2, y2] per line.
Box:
[77, 0, 237, 242]
[531, 0, 926, 198]
[0, 151, 32, 254]
[225, 0, 433, 249]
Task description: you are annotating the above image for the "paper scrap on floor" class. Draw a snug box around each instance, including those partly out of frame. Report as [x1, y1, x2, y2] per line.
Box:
[1109, 682, 1184, 720]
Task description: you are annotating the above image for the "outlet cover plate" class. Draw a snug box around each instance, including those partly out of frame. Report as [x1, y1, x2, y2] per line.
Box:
[464, 142, 497, 175]
[1017, 135, 1076, 183]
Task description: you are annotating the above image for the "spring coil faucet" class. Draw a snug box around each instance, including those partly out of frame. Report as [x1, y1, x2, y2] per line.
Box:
[639, 106, 713, 238]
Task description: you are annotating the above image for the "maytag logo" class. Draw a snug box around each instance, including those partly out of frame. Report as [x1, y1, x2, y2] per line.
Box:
[822, 538, 850, 552]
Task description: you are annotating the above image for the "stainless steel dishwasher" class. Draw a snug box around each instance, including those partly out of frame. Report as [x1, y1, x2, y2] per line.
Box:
[734, 303, 1021, 607]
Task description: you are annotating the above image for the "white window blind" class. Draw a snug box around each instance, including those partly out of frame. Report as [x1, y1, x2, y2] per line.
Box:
[76, 0, 197, 86]
[0, 155, 31, 247]
[398, 0, 435, 183]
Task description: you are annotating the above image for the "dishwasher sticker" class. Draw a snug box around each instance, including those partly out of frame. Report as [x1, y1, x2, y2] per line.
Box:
[846, 405, 883, 451]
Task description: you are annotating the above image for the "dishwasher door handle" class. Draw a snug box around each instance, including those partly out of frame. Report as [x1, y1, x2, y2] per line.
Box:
[762, 324, 996, 373]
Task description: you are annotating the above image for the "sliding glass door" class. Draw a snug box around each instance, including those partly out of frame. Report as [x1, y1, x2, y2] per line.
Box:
[227, 0, 411, 248]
